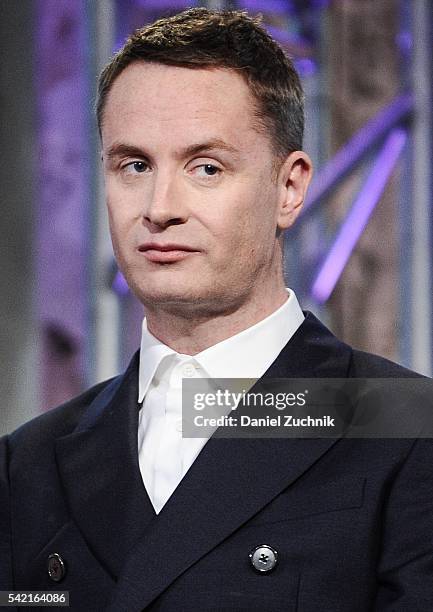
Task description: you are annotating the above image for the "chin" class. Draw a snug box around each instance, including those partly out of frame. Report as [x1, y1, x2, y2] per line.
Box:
[130, 279, 237, 316]
[131, 278, 208, 307]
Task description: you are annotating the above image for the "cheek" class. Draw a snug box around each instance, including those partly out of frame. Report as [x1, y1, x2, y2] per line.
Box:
[228, 187, 277, 243]
[107, 206, 122, 239]
[207, 212, 268, 268]
[105, 177, 142, 220]
[106, 188, 135, 232]
[106, 206, 132, 260]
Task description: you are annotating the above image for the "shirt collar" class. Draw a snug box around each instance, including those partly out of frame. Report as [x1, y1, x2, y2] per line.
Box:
[138, 288, 304, 402]
[138, 323, 176, 402]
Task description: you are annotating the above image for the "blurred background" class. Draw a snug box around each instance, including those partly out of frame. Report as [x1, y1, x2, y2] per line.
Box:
[1, 0, 432, 434]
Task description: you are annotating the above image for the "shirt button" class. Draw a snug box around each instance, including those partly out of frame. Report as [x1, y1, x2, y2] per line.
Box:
[182, 363, 196, 377]
[249, 545, 278, 573]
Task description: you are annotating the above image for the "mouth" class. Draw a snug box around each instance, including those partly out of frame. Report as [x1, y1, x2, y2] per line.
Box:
[138, 243, 201, 263]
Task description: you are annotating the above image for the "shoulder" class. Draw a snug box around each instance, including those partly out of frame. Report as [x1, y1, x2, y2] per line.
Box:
[348, 348, 424, 378]
[296, 311, 425, 379]
[6, 376, 118, 452]
[5, 351, 140, 462]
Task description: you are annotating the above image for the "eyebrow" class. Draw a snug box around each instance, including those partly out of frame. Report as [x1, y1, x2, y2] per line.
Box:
[104, 138, 241, 161]
[104, 143, 147, 161]
[179, 139, 240, 159]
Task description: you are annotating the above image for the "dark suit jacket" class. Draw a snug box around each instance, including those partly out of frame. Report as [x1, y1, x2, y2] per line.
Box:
[1, 312, 433, 611]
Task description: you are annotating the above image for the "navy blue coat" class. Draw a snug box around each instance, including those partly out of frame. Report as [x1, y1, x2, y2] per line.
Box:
[1, 312, 433, 610]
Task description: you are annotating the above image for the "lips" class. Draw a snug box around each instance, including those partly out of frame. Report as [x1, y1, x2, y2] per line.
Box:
[139, 243, 197, 253]
[138, 242, 200, 263]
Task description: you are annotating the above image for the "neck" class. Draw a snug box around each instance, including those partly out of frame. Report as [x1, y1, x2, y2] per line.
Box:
[144, 284, 289, 355]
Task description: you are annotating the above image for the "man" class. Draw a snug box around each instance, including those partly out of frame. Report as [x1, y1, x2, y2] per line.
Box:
[1, 8, 432, 611]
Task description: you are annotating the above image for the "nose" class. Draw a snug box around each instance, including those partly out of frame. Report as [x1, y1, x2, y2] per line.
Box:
[142, 172, 188, 229]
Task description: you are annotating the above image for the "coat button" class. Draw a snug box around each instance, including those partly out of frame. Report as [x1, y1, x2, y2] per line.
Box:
[249, 544, 278, 573]
[47, 553, 66, 582]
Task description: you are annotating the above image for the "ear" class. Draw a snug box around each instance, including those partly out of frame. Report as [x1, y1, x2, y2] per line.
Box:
[276, 151, 313, 230]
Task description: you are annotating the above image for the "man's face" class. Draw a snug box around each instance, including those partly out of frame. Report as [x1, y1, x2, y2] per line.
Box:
[101, 62, 291, 314]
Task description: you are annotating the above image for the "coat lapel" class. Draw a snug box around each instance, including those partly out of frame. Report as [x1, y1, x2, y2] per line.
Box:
[107, 312, 353, 610]
[55, 352, 156, 579]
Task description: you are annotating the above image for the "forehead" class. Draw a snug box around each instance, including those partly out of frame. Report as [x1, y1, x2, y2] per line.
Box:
[101, 62, 262, 149]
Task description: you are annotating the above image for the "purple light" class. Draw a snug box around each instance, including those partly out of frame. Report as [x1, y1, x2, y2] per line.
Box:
[312, 0, 330, 8]
[112, 270, 130, 296]
[133, 0, 198, 8]
[302, 94, 413, 219]
[311, 128, 407, 304]
[396, 31, 412, 56]
[294, 57, 317, 77]
[266, 25, 312, 56]
[240, 0, 290, 13]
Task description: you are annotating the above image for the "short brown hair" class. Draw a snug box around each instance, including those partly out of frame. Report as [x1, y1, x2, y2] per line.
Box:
[97, 7, 304, 158]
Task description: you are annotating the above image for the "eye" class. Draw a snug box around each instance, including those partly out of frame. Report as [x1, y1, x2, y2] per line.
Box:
[123, 160, 149, 174]
[202, 164, 219, 176]
[193, 164, 222, 178]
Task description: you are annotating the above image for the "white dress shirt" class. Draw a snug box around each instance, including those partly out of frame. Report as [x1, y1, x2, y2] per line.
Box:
[137, 288, 304, 513]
